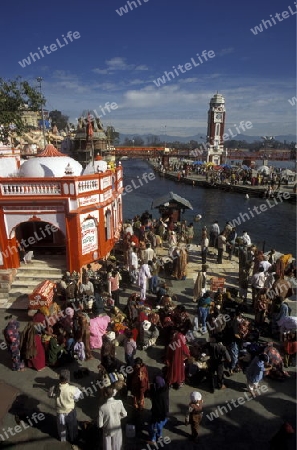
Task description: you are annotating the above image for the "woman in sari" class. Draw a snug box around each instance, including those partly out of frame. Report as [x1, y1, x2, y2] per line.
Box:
[20, 322, 46, 371]
[165, 330, 190, 388]
[131, 357, 149, 410]
[3, 317, 25, 371]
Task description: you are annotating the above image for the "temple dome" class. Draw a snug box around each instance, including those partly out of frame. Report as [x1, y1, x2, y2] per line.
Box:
[19, 145, 83, 178]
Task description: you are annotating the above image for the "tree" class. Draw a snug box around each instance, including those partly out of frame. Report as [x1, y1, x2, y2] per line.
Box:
[106, 126, 120, 145]
[124, 137, 133, 146]
[49, 110, 69, 131]
[147, 135, 160, 146]
[132, 136, 144, 146]
[0, 76, 44, 144]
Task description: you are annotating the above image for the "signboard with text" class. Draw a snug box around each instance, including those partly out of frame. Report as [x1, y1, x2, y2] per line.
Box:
[81, 218, 98, 255]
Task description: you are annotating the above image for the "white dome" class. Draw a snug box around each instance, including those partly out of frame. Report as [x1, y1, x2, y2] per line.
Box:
[19, 156, 83, 178]
[83, 159, 108, 175]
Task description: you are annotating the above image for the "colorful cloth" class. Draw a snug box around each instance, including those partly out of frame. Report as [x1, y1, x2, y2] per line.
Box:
[89, 315, 111, 349]
[131, 364, 149, 409]
[165, 332, 190, 385]
[4, 320, 24, 371]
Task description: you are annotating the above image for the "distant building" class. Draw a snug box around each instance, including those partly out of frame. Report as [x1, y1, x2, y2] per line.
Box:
[206, 93, 226, 164]
[71, 112, 108, 167]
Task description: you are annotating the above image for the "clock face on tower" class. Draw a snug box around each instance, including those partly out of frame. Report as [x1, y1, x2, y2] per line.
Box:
[214, 112, 223, 122]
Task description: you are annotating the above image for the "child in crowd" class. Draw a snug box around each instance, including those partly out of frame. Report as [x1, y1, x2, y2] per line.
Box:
[124, 329, 137, 367]
[185, 391, 203, 442]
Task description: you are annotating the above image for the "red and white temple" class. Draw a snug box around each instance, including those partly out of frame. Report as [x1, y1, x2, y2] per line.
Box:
[0, 145, 123, 272]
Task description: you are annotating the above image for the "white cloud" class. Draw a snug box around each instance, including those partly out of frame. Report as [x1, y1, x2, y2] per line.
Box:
[93, 68, 109, 74]
[218, 47, 235, 56]
[41, 70, 296, 137]
[106, 57, 134, 70]
[179, 77, 199, 84]
[135, 65, 149, 71]
[128, 78, 148, 86]
[93, 58, 149, 75]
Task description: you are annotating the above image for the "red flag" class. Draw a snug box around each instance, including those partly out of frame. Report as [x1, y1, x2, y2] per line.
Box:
[86, 112, 93, 140]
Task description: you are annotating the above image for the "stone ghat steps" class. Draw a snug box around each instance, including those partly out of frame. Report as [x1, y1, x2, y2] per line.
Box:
[6, 259, 67, 303]
[15, 267, 66, 277]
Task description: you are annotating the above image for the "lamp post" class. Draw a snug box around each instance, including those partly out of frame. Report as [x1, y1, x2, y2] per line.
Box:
[36, 77, 47, 149]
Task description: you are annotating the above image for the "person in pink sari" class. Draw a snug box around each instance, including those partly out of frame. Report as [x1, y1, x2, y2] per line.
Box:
[89, 315, 111, 349]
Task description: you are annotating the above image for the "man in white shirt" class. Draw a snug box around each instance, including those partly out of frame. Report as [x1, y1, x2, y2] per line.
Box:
[48, 369, 82, 444]
[129, 246, 139, 284]
[142, 243, 155, 264]
[79, 276, 94, 296]
[98, 387, 127, 450]
[138, 262, 152, 300]
[210, 221, 220, 248]
[242, 231, 252, 247]
[250, 267, 266, 307]
[259, 257, 272, 273]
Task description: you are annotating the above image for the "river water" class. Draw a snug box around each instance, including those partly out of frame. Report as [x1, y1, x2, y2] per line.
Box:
[121, 159, 296, 255]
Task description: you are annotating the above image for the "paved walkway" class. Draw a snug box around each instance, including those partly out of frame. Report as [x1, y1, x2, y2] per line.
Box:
[0, 246, 296, 450]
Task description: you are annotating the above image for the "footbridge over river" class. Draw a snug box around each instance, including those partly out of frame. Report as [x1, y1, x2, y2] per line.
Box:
[114, 146, 294, 161]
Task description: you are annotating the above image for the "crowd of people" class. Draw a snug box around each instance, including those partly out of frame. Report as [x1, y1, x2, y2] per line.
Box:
[2, 210, 296, 449]
[155, 157, 296, 189]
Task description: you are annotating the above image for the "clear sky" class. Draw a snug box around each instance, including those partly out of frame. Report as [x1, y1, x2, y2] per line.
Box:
[1, 0, 296, 137]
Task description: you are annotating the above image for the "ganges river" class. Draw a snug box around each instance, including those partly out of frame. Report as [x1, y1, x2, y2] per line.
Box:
[121, 159, 296, 255]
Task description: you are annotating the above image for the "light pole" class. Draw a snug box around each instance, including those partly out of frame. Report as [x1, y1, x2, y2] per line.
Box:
[36, 77, 47, 149]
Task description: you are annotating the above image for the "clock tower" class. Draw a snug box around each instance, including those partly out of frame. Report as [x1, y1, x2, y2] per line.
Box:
[206, 92, 226, 164]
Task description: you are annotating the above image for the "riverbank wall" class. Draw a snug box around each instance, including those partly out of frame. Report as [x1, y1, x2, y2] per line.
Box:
[149, 163, 297, 203]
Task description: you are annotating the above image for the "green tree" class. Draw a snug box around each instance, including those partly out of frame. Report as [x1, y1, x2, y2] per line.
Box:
[0, 76, 44, 144]
[124, 137, 133, 146]
[49, 110, 69, 131]
[132, 136, 144, 146]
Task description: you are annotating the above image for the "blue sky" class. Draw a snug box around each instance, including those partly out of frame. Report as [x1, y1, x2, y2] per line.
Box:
[1, 0, 296, 137]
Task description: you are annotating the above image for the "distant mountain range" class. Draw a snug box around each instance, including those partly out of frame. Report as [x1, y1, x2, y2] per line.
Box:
[119, 133, 296, 145]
